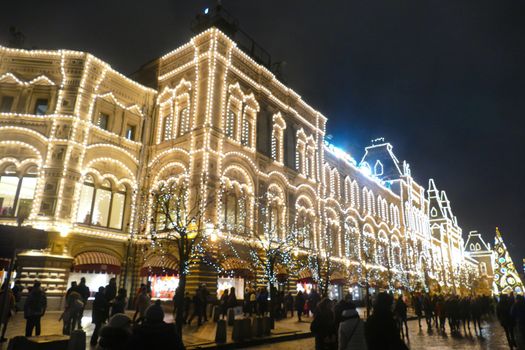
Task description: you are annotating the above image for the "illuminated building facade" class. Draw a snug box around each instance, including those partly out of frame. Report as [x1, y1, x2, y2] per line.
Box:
[0, 27, 480, 305]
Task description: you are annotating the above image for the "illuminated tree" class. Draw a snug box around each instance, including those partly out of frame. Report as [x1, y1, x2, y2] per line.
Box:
[205, 188, 304, 319]
[147, 176, 214, 334]
[493, 227, 524, 294]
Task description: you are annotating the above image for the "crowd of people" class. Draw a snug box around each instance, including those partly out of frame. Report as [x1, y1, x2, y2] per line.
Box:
[5, 277, 525, 349]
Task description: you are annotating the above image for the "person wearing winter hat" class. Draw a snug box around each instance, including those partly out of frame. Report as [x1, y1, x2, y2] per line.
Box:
[129, 300, 185, 350]
[97, 313, 132, 350]
[338, 304, 367, 350]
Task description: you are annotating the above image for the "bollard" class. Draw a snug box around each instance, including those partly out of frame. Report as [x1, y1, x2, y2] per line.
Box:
[262, 316, 271, 336]
[232, 319, 244, 342]
[252, 317, 263, 337]
[68, 330, 86, 350]
[269, 316, 275, 330]
[227, 308, 235, 326]
[212, 305, 220, 322]
[242, 318, 252, 339]
[215, 319, 227, 343]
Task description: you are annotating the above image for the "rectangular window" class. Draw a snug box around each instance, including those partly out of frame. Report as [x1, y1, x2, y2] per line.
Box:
[77, 184, 94, 224]
[125, 124, 136, 140]
[91, 188, 111, 226]
[34, 98, 49, 115]
[109, 192, 125, 230]
[98, 113, 109, 130]
[0, 96, 14, 113]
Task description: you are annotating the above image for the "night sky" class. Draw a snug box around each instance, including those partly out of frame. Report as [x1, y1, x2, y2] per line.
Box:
[2, 1, 524, 262]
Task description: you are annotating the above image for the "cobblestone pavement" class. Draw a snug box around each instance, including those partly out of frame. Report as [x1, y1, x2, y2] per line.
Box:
[243, 318, 513, 349]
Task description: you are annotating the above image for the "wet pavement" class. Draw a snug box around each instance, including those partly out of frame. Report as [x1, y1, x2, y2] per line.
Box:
[243, 318, 512, 349]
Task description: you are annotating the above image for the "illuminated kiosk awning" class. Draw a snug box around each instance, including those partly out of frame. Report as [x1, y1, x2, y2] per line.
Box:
[297, 268, 314, 284]
[140, 254, 178, 277]
[330, 271, 346, 285]
[220, 258, 251, 278]
[73, 252, 121, 274]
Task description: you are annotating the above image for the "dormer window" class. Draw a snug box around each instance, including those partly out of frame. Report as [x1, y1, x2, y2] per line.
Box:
[430, 207, 438, 217]
[34, 98, 49, 115]
[374, 160, 384, 176]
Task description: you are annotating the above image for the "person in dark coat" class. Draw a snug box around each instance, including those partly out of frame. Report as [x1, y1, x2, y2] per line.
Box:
[98, 313, 132, 350]
[311, 298, 336, 350]
[111, 288, 127, 316]
[105, 278, 118, 303]
[285, 292, 294, 318]
[129, 300, 184, 350]
[295, 291, 305, 321]
[512, 294, 525, 349]
[497, 294, 516, 348]
[188, 286, 205, 326]
[219, 289, 229, 320]
[365, 292, 407, 350]
[413, 293, 423, 329]
[75, 277, 90, 329]
[24, 281, 47, 337]
[309, 289, 321, 316]
[91, 286, 109, 346]
[394, 295, 408, 340]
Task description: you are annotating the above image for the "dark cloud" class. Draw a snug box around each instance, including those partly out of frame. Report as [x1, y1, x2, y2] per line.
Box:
[2, 0, 524, 262]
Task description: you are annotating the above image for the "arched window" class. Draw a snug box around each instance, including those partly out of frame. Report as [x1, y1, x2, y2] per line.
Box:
[241, 118, 251, 146]
[271, 114, 286, 163]
[0, 165, 38, 218]
[391, 238, 402, 269]
[177, 106, 190, 137]
[480, 262, 487, 275]
[296, 210, 313, 249]
[344, 219, 360, 260]
[222, 190, 248, 235]
[76, 176, 127, 230]
[160, 103, 173, 141]
[377, 232, 389, 267]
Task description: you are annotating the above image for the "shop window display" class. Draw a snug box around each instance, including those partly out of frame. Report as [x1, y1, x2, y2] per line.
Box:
[217, 277, 244, 299]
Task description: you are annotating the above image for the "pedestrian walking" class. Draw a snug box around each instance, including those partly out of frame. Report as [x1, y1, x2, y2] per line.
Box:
[219, 289, 229, 319]
[105, 278, 118, 303]
[11, 280, 22, 312]
[497, 294, 516, 348]
[295, 291, 305, 322]
[413, 293, 423, 329]
[285, 292, 294, 318]
[76, 277, 90, 329]
[24, 281, 47, 337]
[111, 288, 127, 316]
[133, 286, 151, 323]
[394, 295, 409, 340]
[311, 298, 336, 350]
[365, 292, 407, 350]
[61, 289, 83, 335]
[91, 286, 109, 346]
[511, 295, 525, 348]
